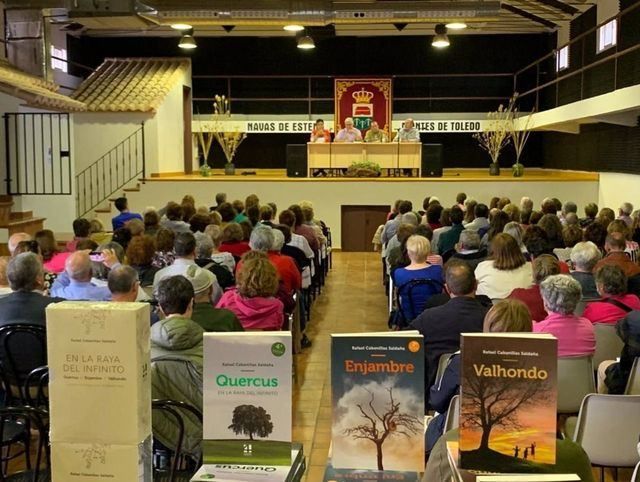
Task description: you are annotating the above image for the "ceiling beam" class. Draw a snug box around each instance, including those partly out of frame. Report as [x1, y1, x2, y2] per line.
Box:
[532, 0, 579, 16]
[501, 3, 558, 29]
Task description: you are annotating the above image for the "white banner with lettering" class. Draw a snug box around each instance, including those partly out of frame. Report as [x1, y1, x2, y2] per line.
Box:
[192, 119, 487, 134]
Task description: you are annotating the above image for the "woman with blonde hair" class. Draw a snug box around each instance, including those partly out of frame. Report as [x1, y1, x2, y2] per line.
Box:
[216, 251, 283, 330]
[475, 233, 532, 299]
[391, 235, 444, 322]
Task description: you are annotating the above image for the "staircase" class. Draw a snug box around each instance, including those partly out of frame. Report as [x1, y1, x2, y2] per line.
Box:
[0, 195, 46, 255]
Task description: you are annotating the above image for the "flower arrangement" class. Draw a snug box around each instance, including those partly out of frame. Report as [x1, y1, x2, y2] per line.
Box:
[473, 101, 513, 176]
[508, 94, 535, 177]
[346, 161, 382, 177]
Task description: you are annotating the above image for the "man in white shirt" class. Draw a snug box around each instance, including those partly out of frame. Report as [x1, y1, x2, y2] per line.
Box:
[334, 117, 362, 143]
[153, 232, 222, 304]
[464, 203, 490, 232]
[395, 118, 420, 142]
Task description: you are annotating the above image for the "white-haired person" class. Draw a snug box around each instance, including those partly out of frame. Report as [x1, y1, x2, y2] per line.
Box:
[569, 241, 601, 299]
[391, 235, 443, 322]
[334, 117, 362, 143]
[617, 202, 633, 227]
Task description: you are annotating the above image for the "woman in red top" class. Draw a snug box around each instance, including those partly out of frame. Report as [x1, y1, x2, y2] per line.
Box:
[508, 254, 560, 322]
[310, 119, 331, 143]
[218, 223, 250, 260]
[583, 264, 640, 324]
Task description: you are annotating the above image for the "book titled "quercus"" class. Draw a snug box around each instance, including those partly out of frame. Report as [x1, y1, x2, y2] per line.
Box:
[330, 332, 425, 473]
[459, 333, 558, 473]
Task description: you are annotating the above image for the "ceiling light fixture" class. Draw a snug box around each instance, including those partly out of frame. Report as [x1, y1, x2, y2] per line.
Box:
[171, 23, 192, 31]
[445, 22, 467, 30]
[178, 28, 197, 49]
[432, 24, 450, 48]
[297, 35, 315, 49]
[284, 24, 305, 32]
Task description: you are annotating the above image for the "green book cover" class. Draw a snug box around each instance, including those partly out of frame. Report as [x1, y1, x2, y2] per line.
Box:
[330, 333, 425, 472]
[203, 332, 292, 466]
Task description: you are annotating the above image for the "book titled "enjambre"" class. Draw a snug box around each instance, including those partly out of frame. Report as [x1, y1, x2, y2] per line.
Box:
[330, 332, 425, 473]
[459, 333, 558, 473]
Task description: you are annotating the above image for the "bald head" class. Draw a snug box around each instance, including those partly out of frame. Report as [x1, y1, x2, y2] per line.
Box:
[66, 251, 93, 282]
[8, 233, 31, 256]
[404, 118, 414, 129]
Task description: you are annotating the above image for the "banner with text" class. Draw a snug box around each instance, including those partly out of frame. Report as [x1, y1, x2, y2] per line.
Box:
[334, 78, 392, 135]
[192, 119, 488, 134]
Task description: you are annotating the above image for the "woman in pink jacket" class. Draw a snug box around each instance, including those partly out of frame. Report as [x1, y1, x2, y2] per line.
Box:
[217, 252, 284, 331]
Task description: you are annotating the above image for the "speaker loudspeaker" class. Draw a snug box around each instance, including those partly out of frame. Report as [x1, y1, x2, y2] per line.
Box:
[286, 145, 308, 178]
[421, 143, 443, 178]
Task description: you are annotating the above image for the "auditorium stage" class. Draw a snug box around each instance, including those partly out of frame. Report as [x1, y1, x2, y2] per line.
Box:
[134, 168, 599, 249]
[147, 168, 598, 183]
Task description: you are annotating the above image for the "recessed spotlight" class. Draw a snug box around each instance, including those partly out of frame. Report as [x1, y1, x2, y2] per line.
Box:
[284, 24, 304, 32]
[179, 34, 197, 49]
[432, 24, 450, 48]
[446, 22, 467, 30]
[297, 36, 315, 49]
[171, 23, 192, 31]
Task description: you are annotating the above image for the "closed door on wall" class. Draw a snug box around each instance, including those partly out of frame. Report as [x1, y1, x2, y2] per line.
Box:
[341, 205, 390, 252]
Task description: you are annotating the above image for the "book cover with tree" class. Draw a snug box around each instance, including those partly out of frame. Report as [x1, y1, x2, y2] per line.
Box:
[331, 333, 425, 472]
[203, 332, 292, 466]
[459, 333, 558, 472]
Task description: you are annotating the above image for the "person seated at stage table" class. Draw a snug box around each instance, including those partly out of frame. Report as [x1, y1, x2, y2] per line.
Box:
[395, 118, 420, 142]
[310, 118, 331, 143]
[364, 121, 387, 143]
[334, 117, 362, 142]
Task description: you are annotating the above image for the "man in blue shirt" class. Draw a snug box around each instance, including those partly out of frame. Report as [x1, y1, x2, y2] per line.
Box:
[51, 250, 118, 301]
[112, 197, 142, 231]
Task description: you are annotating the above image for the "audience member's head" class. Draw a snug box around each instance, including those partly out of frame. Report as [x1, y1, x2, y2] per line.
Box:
[541, 198, 557, 215]
[562, 201, 577, 216]
[13, 240, 41, 257]
[127, 218, 145, 237]
[570, 241, 602, 273]
[112, 227, 132, 252]
[260, 205, 274, 222]
[249, 226, 275, 252]
[156, 275, 194, 318]
[489, 197, 500, 210]
[607, 219, 631, 240]
[562, 225, 583, 249]
[415, 224, 433, 241]
[156, 228, 175, 252]
[497, 197, 511, 210]
[597, 207, 615, 227]
[7, 253, 43, 292]
[239, 220, 253, 241]
[520, 197, 534, 213]
[584, 203, 598, 220]
[245, 194, 260, 210]
[289, 205, 305, 228]
[474, 203, 489, 219]
[143, 210, 160, 231]
[217, 202, 236, 223]
[449, 206, 464, 226]
[491, 233, 527, 271]
[397, 224, 418, 245]
[456, 230, 481, 252]
[274, 224, 292, 244]
[532, 254, 560, 285]
[405, 235, 430, 264]
[209, 211, 222, 226]
[594, 264, 627, 297]
[398, 200, 413, 215]
[464, 199, 477, 223]
[222, 223, 244, 243]
[232, 199, 245, 215]
[483, 299, 533, 333]
[72, 218, 92, 239]
[583, 221, 607, 251]
[165, 202, 183, 222]
[529, 210, 543, 225]
[564, 212, 579, 226]
[540, 274, 582, 315]
[65, 251, 93, 282]
[236, 252, 278, 298]
[108, 265, 139, 302]
[503, 222, 525, 249]
[268, 202, 277, 218]
[444, 260, 476, 297]
[400, 212, 419, 226]
[520, 210, 532, 225]
[189, 213, 210, 233]
[246, 205, 260, 226]
[89, 219, 104, 234]
[502, 203, 520, 223]
[278, 209, 296, 228]
[215, 192, 227, 206]
[204, 225, 223, 249]
[34, 229, 58, 261]
[174, 232, 197, 258]
[604, 232, 626, 253]
[538, 214, 563, 246]
[456, 192, 467, 205]
[426, 204, 444, 225]
[487, 210, 510, 241]
[114, 197, 128, 213]
[181, 202, 196, 224]
[184, 264, 214, 302]
[126, 235, 156, 266]
[271, 229, 285, 252]
[8, 233, 31, 256]
[194, 232, 214, 259]
[619, 202, 633, 217]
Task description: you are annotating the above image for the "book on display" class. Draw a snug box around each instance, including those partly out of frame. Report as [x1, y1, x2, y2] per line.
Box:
[191, 444, 304, 482]
[203, 332, 292, 466]
[330, 332, 425, 472]
[459, 333, 558, 473]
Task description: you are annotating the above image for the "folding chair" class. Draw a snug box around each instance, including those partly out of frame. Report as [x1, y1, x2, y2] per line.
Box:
[593, 323, 624, 368]
[625, 357, 640, 395]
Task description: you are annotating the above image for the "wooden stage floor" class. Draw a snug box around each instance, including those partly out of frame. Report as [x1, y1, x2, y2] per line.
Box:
[148, 168, 598, 183]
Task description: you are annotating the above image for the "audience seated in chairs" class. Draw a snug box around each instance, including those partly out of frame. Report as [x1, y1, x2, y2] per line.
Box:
[594, 232, 640, 278]
[449, 230, 487, 270]
[216, 252, 284, 331]
[218, 223, 251, 260]
[50, 249, 120, 300]
[597, 309, 640, 394]
[194, 232, 234, 290]
[463, 203, 489, 233]
[150, 275, 204, 463]
[570, 241, 602, 299]
[583, 264, 640, 324]
[533, 274, 596, 357]
[391, 235, 444, 325]
[205, 224, 236, 273]
[508, 254, 560, 322]
[381, 200, 413, 246]
[410, 260, 489, 402]
[126, 235, 160, 288]
[475, 233, 533, 300]
[438, 206, 464, 257]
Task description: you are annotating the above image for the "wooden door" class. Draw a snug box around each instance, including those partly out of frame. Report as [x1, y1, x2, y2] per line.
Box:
[341, 205, 390, 252]
[183, 86, 193, 174]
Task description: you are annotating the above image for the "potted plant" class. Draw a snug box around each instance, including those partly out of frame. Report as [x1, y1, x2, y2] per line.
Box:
[199, 163, 212, 177]
[474, 102, 513, 176]
[346, 161, 382, 177]
[508, 94, 535, 178]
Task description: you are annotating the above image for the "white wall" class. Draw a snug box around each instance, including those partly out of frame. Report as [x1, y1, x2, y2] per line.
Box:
[0, 92, 22, 195]
[154, 82, 185, 174]
[122, 177, 599, 249]
[598, 173, 640, 213]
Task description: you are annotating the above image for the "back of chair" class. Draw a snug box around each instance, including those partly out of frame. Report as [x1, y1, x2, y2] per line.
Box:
[574, 298, 599, 317]
[557, 356, 596, 414]
[625, 357, 640, 395]
[434, 353, 455, 387]
[0, 405, 49, 482]
[633, 460, 640, 482]
[152, 400, 203, 482]
[444, 395, 460, 433]
[0, 324, 47, 404]
[593, 323, 624, 368]
[24, 366, 49, 409]
[573, 394, 640, 467]
[396, 278, 444, 323]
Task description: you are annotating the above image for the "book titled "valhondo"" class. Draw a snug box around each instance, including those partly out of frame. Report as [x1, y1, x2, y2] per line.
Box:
[203, 332, 292, 467]
[459, 333, 558, 473]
